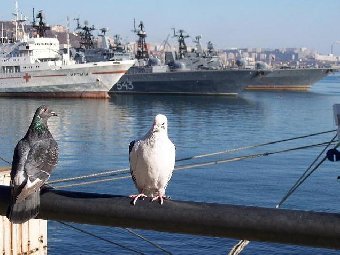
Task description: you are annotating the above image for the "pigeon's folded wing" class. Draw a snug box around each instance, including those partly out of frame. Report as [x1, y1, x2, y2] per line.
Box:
[165, 142, 176, 186]
[129, 140, 140, 186]
[25, 139, 58, 180]
[14, 139, 57, 201]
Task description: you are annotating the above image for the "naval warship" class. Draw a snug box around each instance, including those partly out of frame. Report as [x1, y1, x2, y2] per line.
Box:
[110, 21, 332, 95]
[111, 22, 259, 95]
[72, 18, 134, 63]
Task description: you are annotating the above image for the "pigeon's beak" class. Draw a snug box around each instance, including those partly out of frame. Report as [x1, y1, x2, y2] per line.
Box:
[152, 124, 160, 133]
[50, 111, 58, 117]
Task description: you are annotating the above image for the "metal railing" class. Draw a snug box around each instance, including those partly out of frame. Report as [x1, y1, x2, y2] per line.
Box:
[0, 185, 340, 250]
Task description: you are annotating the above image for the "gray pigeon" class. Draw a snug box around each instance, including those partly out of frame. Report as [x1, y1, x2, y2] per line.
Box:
[129, 114, 175, 205]
[7, 105, 58, 224]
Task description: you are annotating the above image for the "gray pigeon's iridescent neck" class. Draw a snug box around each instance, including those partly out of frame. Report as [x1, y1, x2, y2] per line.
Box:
[32, 115, 48, 134]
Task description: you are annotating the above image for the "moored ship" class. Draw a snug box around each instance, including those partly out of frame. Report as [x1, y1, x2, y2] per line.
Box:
[111, 22, 258, 95]
[0, 7, 134, 98]
[111, 21, 332, 95]
[244, 67, 332, 91]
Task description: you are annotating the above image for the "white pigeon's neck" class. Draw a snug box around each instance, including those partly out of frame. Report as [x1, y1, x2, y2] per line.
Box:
[145, 129, 168, 140]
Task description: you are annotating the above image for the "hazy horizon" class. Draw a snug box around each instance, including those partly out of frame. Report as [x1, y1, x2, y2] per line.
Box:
[1, 0, 340, 55]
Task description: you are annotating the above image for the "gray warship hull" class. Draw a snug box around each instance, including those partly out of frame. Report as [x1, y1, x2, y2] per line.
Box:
[110, 67, 332, 95]
[111, 68, 259, 95]
[245, 68, 332, 91]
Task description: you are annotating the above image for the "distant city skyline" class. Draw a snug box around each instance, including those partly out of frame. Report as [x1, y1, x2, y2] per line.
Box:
[1, 0, 340, 55]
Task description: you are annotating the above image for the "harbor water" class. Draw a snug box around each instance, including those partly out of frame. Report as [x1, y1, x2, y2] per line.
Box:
[1, 74, 340, 254]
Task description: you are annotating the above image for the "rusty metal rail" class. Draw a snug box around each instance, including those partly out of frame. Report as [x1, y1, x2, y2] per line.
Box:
[0, 185, 339, 250]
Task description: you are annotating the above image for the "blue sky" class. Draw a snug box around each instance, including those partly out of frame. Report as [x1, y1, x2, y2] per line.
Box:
[2, 0, 340, 54]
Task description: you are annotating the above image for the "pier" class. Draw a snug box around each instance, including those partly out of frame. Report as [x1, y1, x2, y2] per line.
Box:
[0, 169, 47, 255]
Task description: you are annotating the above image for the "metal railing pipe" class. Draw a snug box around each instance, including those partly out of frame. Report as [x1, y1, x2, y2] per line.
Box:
[0, 185, 339, 250]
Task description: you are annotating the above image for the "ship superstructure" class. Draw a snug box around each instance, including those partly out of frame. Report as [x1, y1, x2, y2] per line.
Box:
[72, 19, 134, 63]
[0, 5, 134, 98]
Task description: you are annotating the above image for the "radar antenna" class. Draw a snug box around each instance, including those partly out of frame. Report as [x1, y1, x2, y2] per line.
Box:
[99, 27, 108, 36]
[173, 29, 189, 59]
[193, 35, 203, 54]
[207, 41, 214, 54]
[74, 17, 81, 30]
[32, 9, 50, 38]
[74, 18, 96, 49]
[132, 19, 149, 60]
[112, 34, 125, 52]
[194, 35, 202, 43]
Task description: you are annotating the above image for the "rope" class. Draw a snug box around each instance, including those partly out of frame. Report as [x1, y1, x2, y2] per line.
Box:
[58, 219, 172, 254]
[2, 129, 335, 184]
[176, 141, 334, 171]
[53, 176, 131, 189]
[177, 129, 336, 162]
[228, 240, 250, 255]
[57, 221, 146, 254]
[52, 141, 333, 189]
[0, 156, 11, 165]
[124, 228, 173, 255]
[0, 128, 326, 186]
[228, 134, 339, 255]
[48, 168, 130, 184]
[276, 134, 339, 208]
[48, 129, 336, 186]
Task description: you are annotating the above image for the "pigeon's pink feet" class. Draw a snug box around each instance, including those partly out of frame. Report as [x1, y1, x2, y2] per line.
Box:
[129, 193, 147, 205]
[151, 195, 169, 205]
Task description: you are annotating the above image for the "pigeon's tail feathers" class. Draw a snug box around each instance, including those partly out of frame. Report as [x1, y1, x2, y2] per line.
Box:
[6, 190, 40, 224]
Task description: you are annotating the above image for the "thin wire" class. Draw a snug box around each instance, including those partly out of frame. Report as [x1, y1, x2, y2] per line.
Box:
[276, 134, 339, 208]
[53, 176, 131, 189]
[57, 221, 146, 255]
[0, 156, 11, 165]
[176, 129, 336, 162]
[176, 141, 334, 171]
[48, 168, 129, 184]
[124, 228, 173, 255]
[47, 130, 336, 185]
[53, 141, 332, 189]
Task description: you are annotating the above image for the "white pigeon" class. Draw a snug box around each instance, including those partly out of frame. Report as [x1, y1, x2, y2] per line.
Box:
[129, 114, 175, 205]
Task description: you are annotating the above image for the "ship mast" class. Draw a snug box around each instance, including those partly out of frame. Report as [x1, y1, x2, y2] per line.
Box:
[112, 34, 125, 52]
[0, 23, 6, 43]
[64, 16, 71, 64]
[13, 0, 27, 42]
[193, 35, 203, 55]
[98, 27, 111, 49]
[173, 29, 189, 59]
[75, 18, 96, 49]
[207, 41, 214, 56]
[32, 9, 50, 38]
[133, 20, 149, 60]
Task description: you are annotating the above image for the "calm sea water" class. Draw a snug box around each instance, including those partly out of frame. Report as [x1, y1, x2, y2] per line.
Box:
[2, 73, 340, 254]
